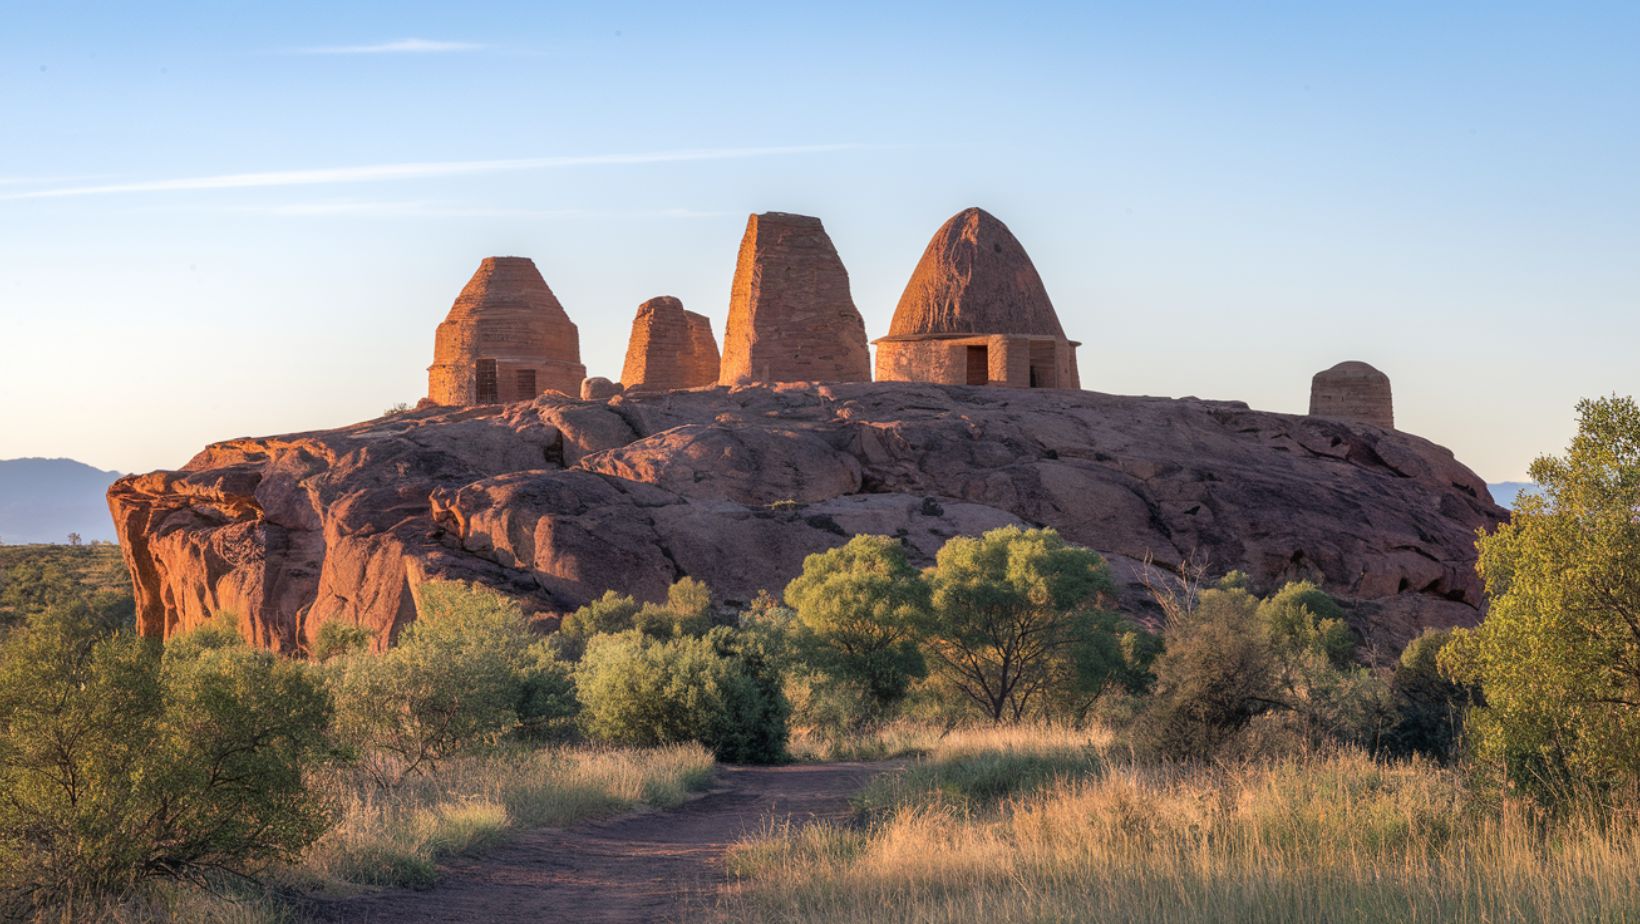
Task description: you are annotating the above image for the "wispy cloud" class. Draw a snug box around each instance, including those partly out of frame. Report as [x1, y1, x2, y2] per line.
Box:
[290, 38, 484, 55]
[255, 201, 726, 220]
[0, 145, 867, 202]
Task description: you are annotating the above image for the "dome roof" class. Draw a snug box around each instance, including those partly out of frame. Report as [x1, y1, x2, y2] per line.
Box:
[887, 207, 1065, 339]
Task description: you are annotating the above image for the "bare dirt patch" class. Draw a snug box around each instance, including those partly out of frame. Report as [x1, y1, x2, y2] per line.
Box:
[307, 760, 894, 923]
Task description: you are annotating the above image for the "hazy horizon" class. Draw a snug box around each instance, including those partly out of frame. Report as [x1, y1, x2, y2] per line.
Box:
[3, 2, 1636, 480]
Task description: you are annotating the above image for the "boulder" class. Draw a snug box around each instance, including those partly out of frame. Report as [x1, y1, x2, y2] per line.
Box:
[580, 377, 623, 401]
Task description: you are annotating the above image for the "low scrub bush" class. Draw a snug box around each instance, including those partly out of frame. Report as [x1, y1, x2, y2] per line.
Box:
[575, 627, 788, 763]
[0, 607, 330, 915]
[329, 582, 576, 785]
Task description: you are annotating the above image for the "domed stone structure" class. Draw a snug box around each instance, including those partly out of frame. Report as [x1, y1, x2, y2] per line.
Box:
[427, 257, 587, 406]
[875, 207, 1080, 389]
[1309, 361, 1394, 429]
[718, 212, 872, 385]
[621, 296, 720, 393]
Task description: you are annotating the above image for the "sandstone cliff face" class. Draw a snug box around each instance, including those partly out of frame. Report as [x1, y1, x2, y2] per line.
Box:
[717, 213, 872, 385]
[109, 384, 1505, 654]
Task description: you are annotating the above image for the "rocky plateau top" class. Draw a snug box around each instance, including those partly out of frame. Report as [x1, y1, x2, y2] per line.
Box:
[108, 383, 1505, 656]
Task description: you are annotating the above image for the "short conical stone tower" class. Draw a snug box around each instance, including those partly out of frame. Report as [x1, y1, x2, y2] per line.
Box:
[427, 257, 586, 405]
[1309, 361, 1394, 429]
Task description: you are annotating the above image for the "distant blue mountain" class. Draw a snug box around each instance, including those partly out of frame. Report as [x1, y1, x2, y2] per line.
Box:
[0, 458, 123, 544]
[1488, 482, 1543, 509]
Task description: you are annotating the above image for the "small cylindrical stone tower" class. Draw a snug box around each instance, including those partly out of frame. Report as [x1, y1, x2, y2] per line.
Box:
[1309, 361, 1394, 429]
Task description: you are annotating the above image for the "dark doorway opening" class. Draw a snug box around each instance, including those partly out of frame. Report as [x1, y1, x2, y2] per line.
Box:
[515, 368, 537, 399]
[476, 358, 499, 403]
[965, 345, 988, 385]
[1028, 342, 1057, 388]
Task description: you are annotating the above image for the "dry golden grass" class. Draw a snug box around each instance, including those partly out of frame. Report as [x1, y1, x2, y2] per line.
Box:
[295, 742, 715, 890]
[722, 725, 1640, 923]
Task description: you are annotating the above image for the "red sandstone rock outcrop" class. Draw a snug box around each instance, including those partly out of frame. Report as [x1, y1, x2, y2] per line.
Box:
[110, 384, 1504, 655]
[717, 213, 871, 385]
[620, 296, 720, 393]
[1310, 361, 1394, 429]
[876, 207, 1079, 389]
[427, 257, 587, 405]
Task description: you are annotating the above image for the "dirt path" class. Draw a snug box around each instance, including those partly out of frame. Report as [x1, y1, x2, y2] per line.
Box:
[308, 760, 895, 923]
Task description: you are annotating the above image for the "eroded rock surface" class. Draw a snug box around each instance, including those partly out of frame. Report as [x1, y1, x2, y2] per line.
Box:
[109, 384, 1504, 654]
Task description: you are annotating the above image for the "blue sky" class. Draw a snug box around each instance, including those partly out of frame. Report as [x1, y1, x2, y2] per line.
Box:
[0, 1, 1635, 479]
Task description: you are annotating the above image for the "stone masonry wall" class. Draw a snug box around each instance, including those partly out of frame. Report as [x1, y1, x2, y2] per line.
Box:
[718, 212, 872, 385]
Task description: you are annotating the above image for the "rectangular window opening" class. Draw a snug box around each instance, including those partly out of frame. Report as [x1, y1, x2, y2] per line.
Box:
[476, 358, 499, 403]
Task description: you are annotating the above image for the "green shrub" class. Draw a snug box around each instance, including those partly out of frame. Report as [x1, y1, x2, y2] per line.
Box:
[516, 640, 578, 741]
[575, 628, 788, 763]
[1138, 586, 1280, 759]
[311, 621, 373, 662]
[556, 590, 642, 660]
[0, 606, 330, 912]
[330, 581, 566, 785]
[1256, 580, 1356, 668]
[1383, 628, 1475, 762]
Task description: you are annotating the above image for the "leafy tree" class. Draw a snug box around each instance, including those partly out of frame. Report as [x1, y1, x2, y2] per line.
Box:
[330, 581, 559, 785]
[784, 535, 930, 721]
[1043, 609, 1162, 721]
[0, 606, 330, 911]
[1442, 396, 1640, 794]
[922, 526, 1115, 723]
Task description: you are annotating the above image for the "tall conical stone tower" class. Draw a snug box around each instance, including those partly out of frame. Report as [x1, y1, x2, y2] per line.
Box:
[717, 212, 872, 386]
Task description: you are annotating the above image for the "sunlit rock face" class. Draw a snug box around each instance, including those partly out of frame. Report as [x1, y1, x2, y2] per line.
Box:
[427, 256, 587, 406]
[875, 207, 1080, 390]
[109, 383, 1504, 655]
[717, 212, 871, 386]
[1310, 361, 1394, 430]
